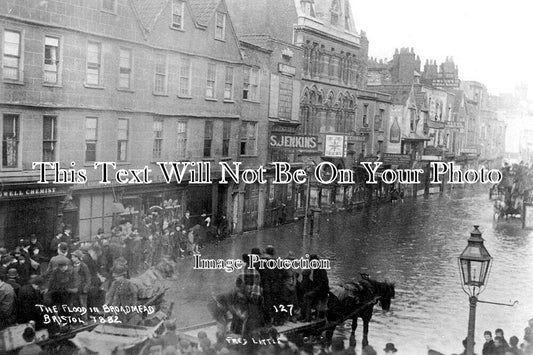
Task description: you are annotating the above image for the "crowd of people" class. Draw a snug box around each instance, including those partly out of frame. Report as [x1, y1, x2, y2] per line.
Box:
[142, 318, 400, 355]
[477, 321, 533, 355]
[207, 245, 330, 340]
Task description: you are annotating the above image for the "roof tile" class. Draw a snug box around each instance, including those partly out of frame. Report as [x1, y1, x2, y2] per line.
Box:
[189, 0, 219, 27]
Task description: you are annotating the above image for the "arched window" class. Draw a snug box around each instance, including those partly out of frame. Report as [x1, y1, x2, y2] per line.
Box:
[390, 117, 401, 143]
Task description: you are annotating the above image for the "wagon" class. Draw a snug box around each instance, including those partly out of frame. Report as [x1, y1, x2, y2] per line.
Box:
[70, 320, 166, 355]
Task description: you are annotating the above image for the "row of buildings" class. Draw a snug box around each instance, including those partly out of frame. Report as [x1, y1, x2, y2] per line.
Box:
[0, 0, 507, 248]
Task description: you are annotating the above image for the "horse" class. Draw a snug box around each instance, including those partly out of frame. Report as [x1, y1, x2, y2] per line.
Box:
[324, 274, 395, 348]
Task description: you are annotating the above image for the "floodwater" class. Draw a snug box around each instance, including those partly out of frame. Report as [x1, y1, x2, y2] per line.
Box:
[169, 189, 533, 355]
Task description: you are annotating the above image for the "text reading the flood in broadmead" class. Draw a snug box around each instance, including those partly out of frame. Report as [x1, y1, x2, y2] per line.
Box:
[32, 161, 502, 185]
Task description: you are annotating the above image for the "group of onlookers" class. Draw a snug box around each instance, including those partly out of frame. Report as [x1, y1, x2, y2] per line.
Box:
[480, 321, 533, 355]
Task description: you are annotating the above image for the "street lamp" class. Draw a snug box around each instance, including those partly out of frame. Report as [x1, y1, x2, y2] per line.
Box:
[458, 225, 493, 355]
[302, 164, 312, 237]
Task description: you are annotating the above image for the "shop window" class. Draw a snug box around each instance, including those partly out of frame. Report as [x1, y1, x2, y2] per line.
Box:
[153, 118, 163, 160]
[43, 115, 57, 161]
[85, 117, 98, 163]
[118, 47, 132, 89]
[3, 30, 22, 82]
[240, 121, 257, 156]
[44, 36, 60, 84]
[222, 120, 231, 157]
[203, 121, 213, 157]
[2, 114, 19, 168]
[117, 118, 128, 162]
[86, 41, 102, 86]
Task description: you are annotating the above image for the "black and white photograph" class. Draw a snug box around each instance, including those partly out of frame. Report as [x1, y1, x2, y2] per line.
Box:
[0, 0, 532, 354]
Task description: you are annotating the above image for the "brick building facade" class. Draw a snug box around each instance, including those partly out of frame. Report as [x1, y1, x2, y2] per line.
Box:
[0, 0, 257, 247]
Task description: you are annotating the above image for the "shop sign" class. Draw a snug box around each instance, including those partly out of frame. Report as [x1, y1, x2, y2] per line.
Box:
[278, 63, 296, 76]
[431, 78, 460, 87]
[269, 134, 318, 150]
[324, 134, 347, 158]
[0, 186, 62, 199]
[461, 147, 478, 155]
[382, 153, 411, 165]
[427, 120, 446, 129]
[421, 155, 443, 161]
[445, 121, 464, 130]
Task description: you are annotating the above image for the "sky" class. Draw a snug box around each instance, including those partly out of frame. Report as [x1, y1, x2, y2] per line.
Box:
[351, 0, 533, 99]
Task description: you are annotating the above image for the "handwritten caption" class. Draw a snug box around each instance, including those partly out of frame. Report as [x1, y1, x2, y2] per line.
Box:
[36, 304, 155, 326]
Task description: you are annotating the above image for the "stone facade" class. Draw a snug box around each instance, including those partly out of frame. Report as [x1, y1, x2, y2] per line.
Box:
[0, 0, 255, 246]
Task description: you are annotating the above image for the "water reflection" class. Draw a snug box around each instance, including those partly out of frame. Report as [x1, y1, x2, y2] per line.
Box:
[172, 190, 533, 355]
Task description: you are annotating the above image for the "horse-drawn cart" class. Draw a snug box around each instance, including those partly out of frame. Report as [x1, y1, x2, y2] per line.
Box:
[70, 320, 167, 355]
[492, 165, 533, 228]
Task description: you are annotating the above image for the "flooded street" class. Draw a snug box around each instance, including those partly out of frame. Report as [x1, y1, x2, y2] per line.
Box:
[169, 190, 533, 354]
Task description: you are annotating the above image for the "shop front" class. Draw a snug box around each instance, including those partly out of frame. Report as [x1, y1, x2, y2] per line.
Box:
[0, 184, 71, 250]
[73, 182, 196, 240]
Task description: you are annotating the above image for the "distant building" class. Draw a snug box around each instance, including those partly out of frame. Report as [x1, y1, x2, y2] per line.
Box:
[227, 0, 392, 210]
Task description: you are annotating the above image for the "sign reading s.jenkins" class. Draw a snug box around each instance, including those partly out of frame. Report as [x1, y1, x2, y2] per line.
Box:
[269, 134, 318, 151]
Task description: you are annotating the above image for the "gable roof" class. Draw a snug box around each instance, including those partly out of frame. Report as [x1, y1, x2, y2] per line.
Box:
[189, 0, 220, 27]
[130, 0, 169, 34]
[130, 0, 222, 35]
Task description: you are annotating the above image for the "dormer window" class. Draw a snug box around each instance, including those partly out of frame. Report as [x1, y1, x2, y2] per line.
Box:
[215, 12, 226, 41]
[344, 1, 351, 30]
[331, 0, 340, 25]
[300, 0, 315, 17]
[172, 0, 185, 30]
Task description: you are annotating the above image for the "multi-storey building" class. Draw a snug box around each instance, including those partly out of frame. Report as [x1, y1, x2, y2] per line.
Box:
[226, 0, 392, 211]
[0, 0, 255, 248]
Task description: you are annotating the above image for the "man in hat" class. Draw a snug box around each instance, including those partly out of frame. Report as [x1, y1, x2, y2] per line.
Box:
[281, 251, 299, 322]
[383, 343, 398, 354]
[207, 276, 249, 337]
[6, 268, 21, 295]
[28, 234, 43, 258]
[260, 245, 282, 325]
[161, 320, 179, 349]
[17, 275, 45, 328]
[62, 225, 74, 247]
[49, 232, 65, 256]
[0, 254, 16, 281]
[71, 250, 90, 310]
[15, 253, 31, 284]
[105, 264, 139, 325]
[46, 242, 72, 281]
[0, 276, 15, 329]
[18, 326, 42, 355]
[301, 254, 329, 322]
[330, 337, 349, 355]
[47, 255, 78, 311]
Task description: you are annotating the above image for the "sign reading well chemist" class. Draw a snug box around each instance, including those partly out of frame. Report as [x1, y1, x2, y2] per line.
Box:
[269, 134, 318, 151]
[324, 135, 347, 157]
[0, 186, 63, 199]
